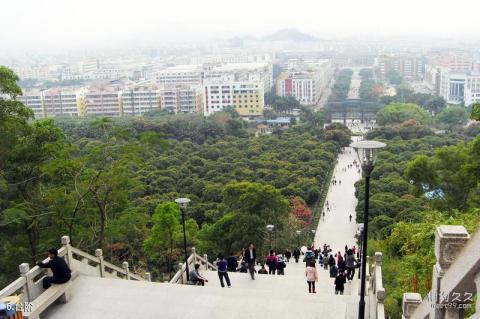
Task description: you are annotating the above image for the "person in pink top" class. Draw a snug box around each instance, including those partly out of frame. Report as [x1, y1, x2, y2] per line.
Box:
[305, 261, 318, 293]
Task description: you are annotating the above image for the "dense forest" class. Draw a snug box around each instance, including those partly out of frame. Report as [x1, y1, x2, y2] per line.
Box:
[354, 106, 480, 317]
[0, 66, 351, 285]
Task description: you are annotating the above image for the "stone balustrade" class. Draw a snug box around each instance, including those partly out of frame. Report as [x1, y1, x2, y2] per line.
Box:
[403, 225, 479, 319]
[0, 235, 150, 318]
[369, 252, 386, 319]
[169, 247, 218, 284]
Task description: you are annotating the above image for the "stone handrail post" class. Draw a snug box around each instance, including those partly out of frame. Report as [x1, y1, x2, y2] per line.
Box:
[144, 272, 151, 282]
[122, 262, 130, 280]
[192, 247, 197, 265]
[402, 293, 422, 319]
[19, 263, 33, 302]
[61, 236, 73, 268]
[178, 263, 184, 284]
[95, 249, 105, 278]
[430, 225, 470, 318]
[203, 254, 208, 270]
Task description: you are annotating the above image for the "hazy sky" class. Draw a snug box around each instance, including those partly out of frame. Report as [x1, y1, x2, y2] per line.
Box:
[1, 0, 479, 53]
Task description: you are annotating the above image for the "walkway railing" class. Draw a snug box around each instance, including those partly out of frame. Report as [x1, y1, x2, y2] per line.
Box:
[402, 225, 479, 319]
[0, 235, 150, 318]
[369, 253, 386, 319]
[169, 247, 217, 284]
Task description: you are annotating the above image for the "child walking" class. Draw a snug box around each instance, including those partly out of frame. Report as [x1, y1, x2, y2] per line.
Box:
[305, 261, 318, 293]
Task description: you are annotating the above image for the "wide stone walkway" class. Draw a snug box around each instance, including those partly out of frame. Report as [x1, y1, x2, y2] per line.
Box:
[314, 137, 362, 255]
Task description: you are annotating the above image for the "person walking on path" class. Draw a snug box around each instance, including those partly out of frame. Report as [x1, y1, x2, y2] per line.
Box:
[265, 250, 278, 275]
[37, 248, 72, 289]
[243, 243, 257, 280]
[349, 214, 352, 222]
[335, 272, 347, 295]
[227, 252, 238, 272]
[345, 249, 359, 281]
[303, 248, 315, 267]
[285, 249, 292, 262]
[323, 254, 329, 270]
[216, 254, 231, 288]
[338, 256, 346, 274]
[276, 255, 286, 275]
[293, 248, 301, 263]
[328, 254, 336, 269]
[305, 261, 318, 293]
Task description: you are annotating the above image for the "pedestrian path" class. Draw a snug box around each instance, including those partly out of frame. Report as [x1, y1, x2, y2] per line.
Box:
[314, 138, 362, 253]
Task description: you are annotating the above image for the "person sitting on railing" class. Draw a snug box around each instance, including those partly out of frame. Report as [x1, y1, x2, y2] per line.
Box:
[189, 264, 208, 286]
[238, 261, 248, 273]
[37, 248, 72, 289]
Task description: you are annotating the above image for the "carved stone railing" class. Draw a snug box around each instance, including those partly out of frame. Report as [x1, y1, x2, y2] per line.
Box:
[403, 225, 479, 319]
[169, 247, 217, 284]
[0, 235, 150, 318]
[369, 252, 386, 319]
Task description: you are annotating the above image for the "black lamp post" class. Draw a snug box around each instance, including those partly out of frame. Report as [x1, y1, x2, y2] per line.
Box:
[175, 197, 191, 282]
[311, 229, 316, 247]
[357, 223, 364, 279]
[350, 140, 386, 319]
[266, 224, 274, 250]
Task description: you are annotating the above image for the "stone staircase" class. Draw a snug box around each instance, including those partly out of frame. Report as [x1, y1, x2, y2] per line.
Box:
[43, 259, 360, 319]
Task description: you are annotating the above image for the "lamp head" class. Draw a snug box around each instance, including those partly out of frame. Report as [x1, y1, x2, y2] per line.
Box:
[266, 224, 275, 232]
[296, 230, 301, 235]
[350, 140, 386, 173]
[311, 229, 316, 234]
[175, 197, 191, 209]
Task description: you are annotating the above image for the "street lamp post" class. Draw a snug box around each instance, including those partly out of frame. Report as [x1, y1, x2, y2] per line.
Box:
[350, 140, 386, 319]
[266, 224, 274, 250]
[296, 230, 301, 248]
[357, 223, 364, 279]
[175, 197, 191, 282]
[311, 229, 316, 247]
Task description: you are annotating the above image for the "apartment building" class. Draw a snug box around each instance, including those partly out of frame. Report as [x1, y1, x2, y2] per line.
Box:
[84, 86, 122, 116]
[378, 54, 426, 80]
[276, 59, 332, 105]
[156, 65, 203, 85]
[204, 62, 273, 91]
[17, 88, 86, 118]
[160, 85, 202, 114]
[121, 83, 161, 116]
[203, 81, 264, 117]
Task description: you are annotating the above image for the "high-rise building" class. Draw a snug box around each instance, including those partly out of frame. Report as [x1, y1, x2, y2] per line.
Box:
[203, 81, 264, 117]
[203, 62, 273, 91]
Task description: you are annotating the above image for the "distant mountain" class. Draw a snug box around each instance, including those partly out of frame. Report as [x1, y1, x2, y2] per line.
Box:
[263, 28, 319, 42]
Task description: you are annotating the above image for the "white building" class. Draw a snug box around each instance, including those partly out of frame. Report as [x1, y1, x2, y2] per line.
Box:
[85, 87, 122, 116]
[156, 65, 203, 85]
[276, 59, 332, 105]
[204, 62, 273, 91]
[465, 73, 480, 106]
[18, 88, 85, 118]
[439, 69, 480, 105]
[203, 81, 264, 117]
[160, 85, 202, 114]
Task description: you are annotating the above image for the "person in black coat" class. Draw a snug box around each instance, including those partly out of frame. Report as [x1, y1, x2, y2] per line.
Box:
[37, 248, 72, 289]
[243, 243, 257, 279]
[293, 248, 301, 263]
[227, 252, 238, 272]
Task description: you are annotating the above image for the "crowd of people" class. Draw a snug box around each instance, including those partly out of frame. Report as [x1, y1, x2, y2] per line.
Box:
[188, 242, 360, 296]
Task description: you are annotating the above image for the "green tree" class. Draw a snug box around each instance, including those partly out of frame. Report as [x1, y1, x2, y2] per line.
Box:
[470, 102, 480, 121]
[435, 106, 468, 129]
[376, 103, 430, 126]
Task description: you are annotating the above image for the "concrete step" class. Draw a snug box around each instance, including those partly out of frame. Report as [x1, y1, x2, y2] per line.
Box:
[43, 276, 358, 319]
